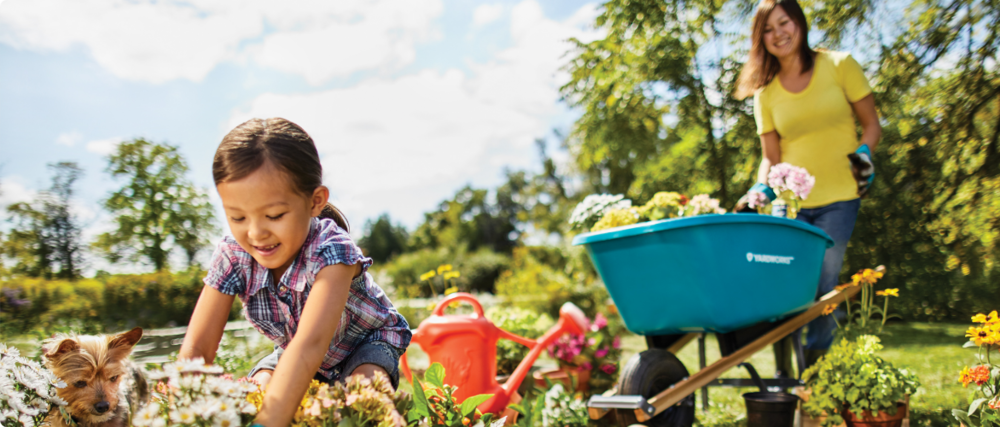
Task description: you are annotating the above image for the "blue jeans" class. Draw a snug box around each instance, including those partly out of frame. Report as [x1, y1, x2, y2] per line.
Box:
[249, 340, 403, 388]
[796, 198, 861, 350]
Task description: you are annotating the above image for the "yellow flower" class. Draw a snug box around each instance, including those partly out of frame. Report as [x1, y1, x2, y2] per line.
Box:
[443, 271, 461, 280]
[419, 270, 436, 281]
[967, 326, 998, 346]
[852, 268, 884, 287]
[876, 288, 899, 297]
[822, 304, 837, 316]
[444, 286, 458, 295]
[960, 366, 972, 387]
[834, 284, 849, 292]
[851, 272, 863, 287]
[976, 310, 1000, 325]
[973, 313, 988, 323]
[437, 264, 453, 274]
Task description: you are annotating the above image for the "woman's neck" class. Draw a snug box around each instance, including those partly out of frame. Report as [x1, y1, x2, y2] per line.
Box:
[778, 53, 803, 77]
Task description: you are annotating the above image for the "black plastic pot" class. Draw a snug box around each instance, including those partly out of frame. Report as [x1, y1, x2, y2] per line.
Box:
[739, 362, 800, 427]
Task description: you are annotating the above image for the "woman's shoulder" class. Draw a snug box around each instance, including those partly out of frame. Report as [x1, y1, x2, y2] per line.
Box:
[815, 49, 857, 68]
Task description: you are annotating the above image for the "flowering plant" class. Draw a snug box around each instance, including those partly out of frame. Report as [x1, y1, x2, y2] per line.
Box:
[133, 358, 258, 427]
[419, 264, 462, 299]
[953, 310, 1000, 426]
[546, 312, 624, 393]
[682, 194, 726, 216]
[635, 192, 687, 221]
[408, 363, 505, 427]
[820, 267, 898, 341]
[802, 335, 919, 427]
[767, 163, 816, 200]
[568, 194, 632, 231]
[0, 343, 67, 427]
[540, 384, 588, 427]
[583, 191, 724, 233]
[274, 372, 410, 427]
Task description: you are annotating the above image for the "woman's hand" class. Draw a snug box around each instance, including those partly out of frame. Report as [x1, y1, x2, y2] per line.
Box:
[850, 94, 881, 197]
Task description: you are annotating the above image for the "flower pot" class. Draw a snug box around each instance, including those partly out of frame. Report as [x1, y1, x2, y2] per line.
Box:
[532, 367, 590, 392]
[842, 402, 908, 427]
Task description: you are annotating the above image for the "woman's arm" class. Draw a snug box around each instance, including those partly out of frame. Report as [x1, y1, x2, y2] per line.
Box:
[178, 286, 235, 363]
[252, 263, 358, 427]
[756, 131, 782, 183]
[850, 93, 881, 151]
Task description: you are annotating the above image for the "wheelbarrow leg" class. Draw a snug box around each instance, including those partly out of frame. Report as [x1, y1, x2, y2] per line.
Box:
[698, 333, 708, 412]
[792, 328, 806, 379]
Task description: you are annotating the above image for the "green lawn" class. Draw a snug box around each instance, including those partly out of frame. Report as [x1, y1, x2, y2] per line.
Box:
[613, 322, 971, 427]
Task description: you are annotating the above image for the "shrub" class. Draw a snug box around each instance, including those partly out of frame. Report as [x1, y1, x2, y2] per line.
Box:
[494, 248, 608, 319]
[380, 248, 510, 299]
[485, 306, 554, 376]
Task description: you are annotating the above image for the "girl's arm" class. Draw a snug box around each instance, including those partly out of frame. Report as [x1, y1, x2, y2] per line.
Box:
[178, 286, 235, 363]
[851, 93, 881, 151]
[253, 263, 358, 427]
[756, 131, 782, 183]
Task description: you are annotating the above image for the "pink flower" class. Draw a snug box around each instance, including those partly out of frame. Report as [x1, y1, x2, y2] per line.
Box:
[590, 313, 608, 332]
[581, 362, 593, 371]
[595, 347, 608, 358]
[548, 334, 587, 363]
[600, 364, 617, 374]
[612, 336, 621, 349]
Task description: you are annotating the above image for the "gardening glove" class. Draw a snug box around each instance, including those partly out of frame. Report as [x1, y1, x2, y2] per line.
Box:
[735, 182, 776, 213]
[847, 144, 875, 197]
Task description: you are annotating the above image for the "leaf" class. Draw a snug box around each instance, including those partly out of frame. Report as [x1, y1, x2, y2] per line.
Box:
[460, 394, 494, 416]
[411, 376, 430, 418]
[965, 341, 979, 348]
[954, 409, 975, 427]
[970, 398, 989, 416]
[425, 362, 446, 388]
[338, 417, 357, 427]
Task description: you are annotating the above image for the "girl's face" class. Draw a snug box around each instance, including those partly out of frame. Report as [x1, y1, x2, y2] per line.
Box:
[217, 162, 328, 280]
[762, 6, 801, 61]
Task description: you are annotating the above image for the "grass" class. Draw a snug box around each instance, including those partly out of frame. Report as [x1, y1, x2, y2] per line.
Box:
[611, 322, 972, 427]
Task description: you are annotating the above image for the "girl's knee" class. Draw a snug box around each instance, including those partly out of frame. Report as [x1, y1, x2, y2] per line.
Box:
[350, 363, 389, 379]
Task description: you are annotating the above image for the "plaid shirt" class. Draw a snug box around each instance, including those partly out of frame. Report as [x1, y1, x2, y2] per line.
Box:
[204, 218, 410, 380]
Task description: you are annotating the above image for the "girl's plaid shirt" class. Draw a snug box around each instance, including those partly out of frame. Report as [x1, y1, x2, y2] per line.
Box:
[204, 217, 411, 380]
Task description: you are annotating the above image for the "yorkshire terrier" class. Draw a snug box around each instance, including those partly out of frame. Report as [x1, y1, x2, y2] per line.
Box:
[42, 327, 149, 427]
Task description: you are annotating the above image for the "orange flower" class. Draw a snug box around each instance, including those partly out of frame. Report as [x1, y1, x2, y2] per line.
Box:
[960, 366, 973, 387]
[990, 398, 1000, 410]
[852, 268, 884, 287]
[834, 284, 849, 292]
[971, 365, 991, 386]
[822, 304, 837, 315]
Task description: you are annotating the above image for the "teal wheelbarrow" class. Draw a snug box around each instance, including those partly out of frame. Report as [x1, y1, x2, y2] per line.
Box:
[573, 214, 864, 427]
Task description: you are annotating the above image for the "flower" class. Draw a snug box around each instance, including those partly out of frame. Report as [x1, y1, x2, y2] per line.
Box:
[767, 163, 816, 200]
[437, 264, 453, 274]
[970, 365, 991, 386]
[747, 191, 771, 209]
[876, 288, 899, 297]
[590, 208, 641, 232]
[590, 313, 608, 332]
[420, 270, 436, 281]
[569, 194, 632, 230]
[852, 268, 884, 287]
[443, 271, 460, 280]
[834, 284, 849, 292]
[972, 311, 999, 324]
[682, 194, 726, 217]
[595, 348, 608, 358]
[600, 364, 617, 374]
[612, 336, 621, 349]
[822, 304, 837, 315]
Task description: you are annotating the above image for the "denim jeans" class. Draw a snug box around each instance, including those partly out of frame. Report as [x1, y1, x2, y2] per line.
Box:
[796, 198, 861, 350]
[249, 340, 404, 389]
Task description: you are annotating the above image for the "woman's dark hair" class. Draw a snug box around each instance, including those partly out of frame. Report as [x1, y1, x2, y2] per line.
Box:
[213, 118, 349, 232]
[734, 0, 815, 100]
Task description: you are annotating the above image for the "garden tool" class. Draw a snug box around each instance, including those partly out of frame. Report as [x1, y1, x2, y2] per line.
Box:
[400, 292, 589, 415]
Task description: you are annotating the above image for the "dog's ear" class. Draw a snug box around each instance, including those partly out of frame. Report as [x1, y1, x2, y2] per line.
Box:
[108, 327, 143, 351]
[45, 339, 80, 360]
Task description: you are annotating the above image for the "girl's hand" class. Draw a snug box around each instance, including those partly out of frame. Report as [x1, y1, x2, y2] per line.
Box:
[178, 286, 235, 363]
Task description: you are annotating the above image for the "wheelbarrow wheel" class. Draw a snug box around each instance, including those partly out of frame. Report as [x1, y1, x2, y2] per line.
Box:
[615, 349, 695, 427]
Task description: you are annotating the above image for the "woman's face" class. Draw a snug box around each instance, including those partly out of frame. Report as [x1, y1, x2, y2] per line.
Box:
[762, 6, 801, 61]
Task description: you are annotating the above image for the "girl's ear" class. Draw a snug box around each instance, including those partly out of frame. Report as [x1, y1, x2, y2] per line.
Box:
[310, 186, 330, 216]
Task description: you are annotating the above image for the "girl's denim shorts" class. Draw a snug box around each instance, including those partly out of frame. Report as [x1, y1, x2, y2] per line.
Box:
[249, 340, 403, 389]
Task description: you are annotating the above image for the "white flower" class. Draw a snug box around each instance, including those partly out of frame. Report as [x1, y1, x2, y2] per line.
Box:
[133, 403, 160, 426]
[170, 408, 197, 424]
[212, 411, 240, 427]
[569, 194, 633, 229]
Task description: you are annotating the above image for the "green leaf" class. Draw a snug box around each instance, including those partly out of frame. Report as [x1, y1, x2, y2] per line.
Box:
[460, 394, 494, 416]
[954, 409, 975, 427]
[971, 398, 989, 416]
[338, 417, 357, 427]
[426, 362, 446, 388]
[411, 376, 430, 418]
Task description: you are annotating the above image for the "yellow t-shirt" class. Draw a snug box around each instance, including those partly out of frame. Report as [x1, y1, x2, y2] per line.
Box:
[754, 51, 872, 208]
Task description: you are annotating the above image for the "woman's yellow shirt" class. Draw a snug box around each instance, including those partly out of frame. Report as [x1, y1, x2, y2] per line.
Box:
[753, 51, 872, 209]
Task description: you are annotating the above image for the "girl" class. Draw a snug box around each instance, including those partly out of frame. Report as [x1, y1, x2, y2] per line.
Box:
[733, 0, 881, 372]
[178, 118, 411, 427]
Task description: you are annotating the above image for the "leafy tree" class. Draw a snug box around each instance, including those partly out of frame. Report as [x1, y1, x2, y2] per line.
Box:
[359, 213, 409, 263]
[94, 139, 217, 272]
[409, 185, 521, 254]
[2, 162, 84, 279]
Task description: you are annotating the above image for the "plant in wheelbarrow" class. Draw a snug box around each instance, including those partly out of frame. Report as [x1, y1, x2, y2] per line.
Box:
[801, 335, 920, 427]
[951, 310, 1000, 427]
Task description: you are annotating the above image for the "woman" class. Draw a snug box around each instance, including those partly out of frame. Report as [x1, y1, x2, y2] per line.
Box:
[734, 0, 881, 374]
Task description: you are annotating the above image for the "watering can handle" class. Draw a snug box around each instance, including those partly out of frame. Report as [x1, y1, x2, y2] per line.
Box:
[432, 292, 485, 317]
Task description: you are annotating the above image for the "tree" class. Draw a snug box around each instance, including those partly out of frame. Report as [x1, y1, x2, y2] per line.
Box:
[409, 185, 522, 254]
[2, 162, 85, 279]
[358, 213, 409, 263]
[94, 139, 218, 272]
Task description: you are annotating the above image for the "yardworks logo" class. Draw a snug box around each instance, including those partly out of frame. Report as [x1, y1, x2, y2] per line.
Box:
[746, 252, 795, 265]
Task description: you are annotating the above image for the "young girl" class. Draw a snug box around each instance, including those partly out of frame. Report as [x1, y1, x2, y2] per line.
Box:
[178, 118, 411, 427]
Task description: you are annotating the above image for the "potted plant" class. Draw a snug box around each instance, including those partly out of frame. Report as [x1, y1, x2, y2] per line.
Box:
[536, 312, 624, 393]
[801, 335, 919, 427]
[952, 310, 1000, 427]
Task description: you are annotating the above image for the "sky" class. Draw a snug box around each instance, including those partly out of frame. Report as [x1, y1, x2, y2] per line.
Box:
[0, 0, 603, 272]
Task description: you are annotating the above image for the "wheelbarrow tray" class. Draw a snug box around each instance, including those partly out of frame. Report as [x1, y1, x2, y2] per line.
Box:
[572, 214, 833, 335]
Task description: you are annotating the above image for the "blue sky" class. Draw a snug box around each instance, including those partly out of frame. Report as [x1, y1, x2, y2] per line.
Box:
[0, 0, 602, 271]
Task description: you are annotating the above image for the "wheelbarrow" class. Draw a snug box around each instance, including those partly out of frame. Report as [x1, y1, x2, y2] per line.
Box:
[572, 214, 865, 427]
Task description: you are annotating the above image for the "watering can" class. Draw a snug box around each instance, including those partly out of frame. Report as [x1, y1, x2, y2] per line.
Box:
[400, 292, 589, 414]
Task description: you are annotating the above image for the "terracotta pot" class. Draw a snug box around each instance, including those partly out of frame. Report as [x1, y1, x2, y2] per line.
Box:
[532, 367, 590, 392]
[842, 402, 908, 427]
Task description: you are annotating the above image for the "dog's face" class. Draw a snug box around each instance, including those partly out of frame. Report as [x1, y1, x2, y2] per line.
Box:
[43, 327, 142, 424]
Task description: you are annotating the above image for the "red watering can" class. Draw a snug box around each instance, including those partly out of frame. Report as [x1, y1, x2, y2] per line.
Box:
[400, 292, 589, 414]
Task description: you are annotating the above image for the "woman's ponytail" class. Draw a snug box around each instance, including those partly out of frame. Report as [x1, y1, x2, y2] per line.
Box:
[319, 202, 350, 232]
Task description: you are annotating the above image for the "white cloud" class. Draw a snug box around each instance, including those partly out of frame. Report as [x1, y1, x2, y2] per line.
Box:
[85, 137, 124, 155]
[0, 0, 442, 85]
[472, 4, 504, 27]
[0, 176, 35, 209]
[55, 131, 82, 147]
[228, 0, 602, 226]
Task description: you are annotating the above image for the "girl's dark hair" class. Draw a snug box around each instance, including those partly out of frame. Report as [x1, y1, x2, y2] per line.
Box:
[213, 118, 349, 232]
[734, 0, 815, 100]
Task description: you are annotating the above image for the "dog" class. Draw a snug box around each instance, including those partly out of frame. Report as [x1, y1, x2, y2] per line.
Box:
[42, 327, 150, 427]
